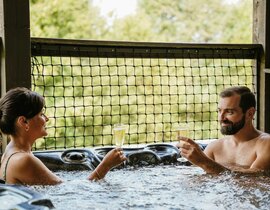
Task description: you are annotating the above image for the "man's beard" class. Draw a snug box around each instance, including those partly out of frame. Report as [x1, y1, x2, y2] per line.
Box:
[220, 115, 245, 135]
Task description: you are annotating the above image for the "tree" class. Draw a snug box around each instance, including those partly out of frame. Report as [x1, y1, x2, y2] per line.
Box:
[30, 0, 108, 39]
[30, 0, 252, 43]
[134, 0, 252, 43]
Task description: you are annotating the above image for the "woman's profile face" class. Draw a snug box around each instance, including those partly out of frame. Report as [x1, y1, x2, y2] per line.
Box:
[27, 109, 49, 139]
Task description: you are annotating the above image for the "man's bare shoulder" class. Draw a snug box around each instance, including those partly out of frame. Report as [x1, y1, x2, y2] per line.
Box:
[203, 137, 228, 158]
[206, 137, 228, 148]
[259, 132, 270, 139]
[248, 132, 270, 171]
[257, 132, 270, 147]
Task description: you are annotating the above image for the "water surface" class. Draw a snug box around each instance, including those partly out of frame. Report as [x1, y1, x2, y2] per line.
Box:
[31, 165, 270, 210]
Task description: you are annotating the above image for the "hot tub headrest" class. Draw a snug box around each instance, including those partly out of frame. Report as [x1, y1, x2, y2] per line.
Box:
[127, 150, 161, 166]
[0, 184, 54, 209]
[34, 142, 208, 170]
[94, 143, 181, 166]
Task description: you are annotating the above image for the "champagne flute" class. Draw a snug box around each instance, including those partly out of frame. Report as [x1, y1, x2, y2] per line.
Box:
[113, 124, 127, 148]
[176, 123, 189, 162]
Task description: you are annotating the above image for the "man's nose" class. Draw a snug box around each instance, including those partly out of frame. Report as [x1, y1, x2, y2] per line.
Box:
[218, 111, 226, 121]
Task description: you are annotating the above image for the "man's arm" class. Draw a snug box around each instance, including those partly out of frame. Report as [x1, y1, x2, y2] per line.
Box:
[177, 137, 228, 174]
[178, 136, 270, 174]
[250, 136, 270, 171]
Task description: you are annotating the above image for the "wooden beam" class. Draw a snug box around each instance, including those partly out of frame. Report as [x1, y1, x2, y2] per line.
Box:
[265, 0, 270, 133]
[0, 0, 31, 153]
[0, 0, 31, 96]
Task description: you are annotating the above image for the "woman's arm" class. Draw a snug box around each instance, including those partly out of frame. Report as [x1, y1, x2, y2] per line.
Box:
[88, 147, 127, 181]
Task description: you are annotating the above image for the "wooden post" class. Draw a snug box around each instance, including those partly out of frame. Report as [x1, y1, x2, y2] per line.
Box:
[0, 0, 31, 94]
[265, 0, 270, 133]
[0, 0, 31, 152]
[253, 0, 270, 133]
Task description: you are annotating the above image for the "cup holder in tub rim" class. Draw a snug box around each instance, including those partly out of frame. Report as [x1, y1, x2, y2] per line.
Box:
[61, 149, 90, 163]
[61, 149, 101, 167]
[34, 149, 101, 170]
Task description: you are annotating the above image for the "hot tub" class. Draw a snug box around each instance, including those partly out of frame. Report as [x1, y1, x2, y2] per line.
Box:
[3, 142, 270, 210]
[30, 163, 270, 210]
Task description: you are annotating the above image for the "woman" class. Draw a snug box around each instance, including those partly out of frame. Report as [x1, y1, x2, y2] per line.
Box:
[0, 87, 126, 185]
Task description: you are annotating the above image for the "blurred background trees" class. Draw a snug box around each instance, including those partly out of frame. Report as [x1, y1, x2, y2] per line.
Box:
[30, 0, 252, 43]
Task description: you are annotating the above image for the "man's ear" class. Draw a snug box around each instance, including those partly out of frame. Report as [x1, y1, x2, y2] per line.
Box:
[246, 107, 256, 119]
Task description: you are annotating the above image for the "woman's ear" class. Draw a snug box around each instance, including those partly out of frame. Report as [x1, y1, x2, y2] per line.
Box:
[17, 116, 29, 131]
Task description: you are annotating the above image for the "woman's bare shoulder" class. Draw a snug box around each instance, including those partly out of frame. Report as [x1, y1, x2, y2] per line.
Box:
[7, 152, 47, 175]
[10, 152, 62, 185]
[10, 152, 36, 169]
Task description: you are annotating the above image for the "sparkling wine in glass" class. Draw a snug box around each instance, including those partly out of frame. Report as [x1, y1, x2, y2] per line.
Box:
[176, 123, 189, 162]
[113, 124, 127, 147]
[177, 125, 189, 138]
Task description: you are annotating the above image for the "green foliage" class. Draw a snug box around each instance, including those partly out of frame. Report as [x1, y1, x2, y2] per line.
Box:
[30, 0, 252, 43]
[30, 0, 107, 39]
[136, 0, 252, 43]
[103, 14, 155, 41]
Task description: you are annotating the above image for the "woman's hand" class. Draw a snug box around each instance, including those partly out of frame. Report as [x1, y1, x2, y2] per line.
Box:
[101, 147, 127, 169]
[88, 148, 127, 181]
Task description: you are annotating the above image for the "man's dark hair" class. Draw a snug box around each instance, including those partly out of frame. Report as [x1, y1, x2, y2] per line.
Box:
[219, 86, 256, 113]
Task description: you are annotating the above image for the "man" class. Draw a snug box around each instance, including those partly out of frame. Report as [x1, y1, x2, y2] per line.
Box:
[177, 86, 270, 174]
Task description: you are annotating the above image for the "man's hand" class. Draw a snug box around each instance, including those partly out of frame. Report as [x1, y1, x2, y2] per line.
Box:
[176, 136, 226, 174]
[176, 136, 207, 166]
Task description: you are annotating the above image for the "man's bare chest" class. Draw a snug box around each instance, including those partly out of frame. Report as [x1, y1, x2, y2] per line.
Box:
[214, 143, 257, 166]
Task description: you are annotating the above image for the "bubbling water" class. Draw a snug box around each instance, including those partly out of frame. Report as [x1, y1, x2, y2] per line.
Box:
[31, 165, 270, 210]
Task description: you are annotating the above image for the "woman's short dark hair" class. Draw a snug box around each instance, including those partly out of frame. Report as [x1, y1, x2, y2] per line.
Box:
[219, 86, 256, 113]
[0, 87, 45, 135]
